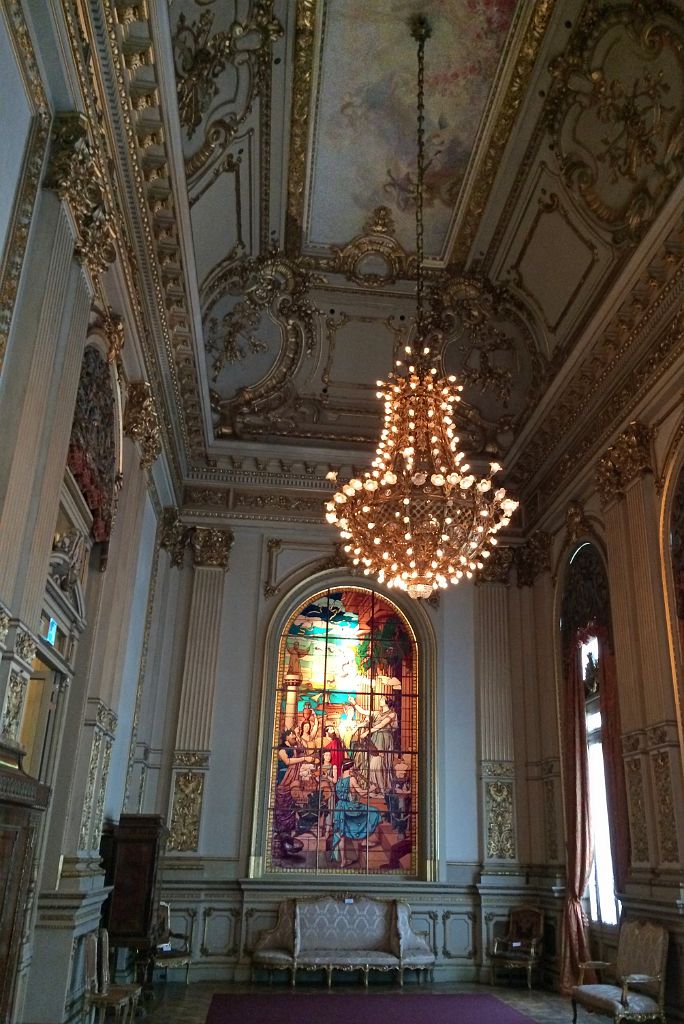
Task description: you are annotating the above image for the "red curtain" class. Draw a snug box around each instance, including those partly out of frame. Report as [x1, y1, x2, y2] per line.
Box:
[597, 641, 630, 892]
[559, 638, 594, 993]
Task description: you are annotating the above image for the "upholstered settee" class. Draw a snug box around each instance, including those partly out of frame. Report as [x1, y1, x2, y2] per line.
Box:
[252, 895, 435, 986]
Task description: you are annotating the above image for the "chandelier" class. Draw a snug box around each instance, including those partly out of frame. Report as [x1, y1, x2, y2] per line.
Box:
[325, 15, 518, 599]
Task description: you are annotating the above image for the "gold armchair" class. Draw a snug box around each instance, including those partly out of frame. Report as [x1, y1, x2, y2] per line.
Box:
[490, 905, 544, 989]
[571, 919, 668, 1024]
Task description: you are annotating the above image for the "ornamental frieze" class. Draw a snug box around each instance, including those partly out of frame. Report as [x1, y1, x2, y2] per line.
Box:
[596, 421, 654, 505]
[174, 751, 210, 769]
[123, 382, 162, 469]
[44, 113, 116, 278]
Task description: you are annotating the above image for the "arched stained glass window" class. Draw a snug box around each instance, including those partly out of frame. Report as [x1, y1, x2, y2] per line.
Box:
[266, 586, 418, 875]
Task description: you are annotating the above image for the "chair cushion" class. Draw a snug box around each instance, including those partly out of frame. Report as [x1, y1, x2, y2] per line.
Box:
[572, 983, 661, 1016]
[297, 950, 399, 967]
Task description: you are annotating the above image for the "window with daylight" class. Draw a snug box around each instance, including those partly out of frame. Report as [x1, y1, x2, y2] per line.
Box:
[559, 541, 628, 989]
[266, 586, 418, 876]
[581, 634, 621, 926]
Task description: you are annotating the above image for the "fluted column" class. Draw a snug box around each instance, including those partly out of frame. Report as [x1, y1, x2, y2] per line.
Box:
[476, 548, 517, 866]
[598, 423, 684, 874]
[161, 514, 233, 852]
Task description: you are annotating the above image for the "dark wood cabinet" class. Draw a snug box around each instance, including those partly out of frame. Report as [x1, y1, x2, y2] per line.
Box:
[101, 814, 167, 950]
[0, 741, 49, 1024]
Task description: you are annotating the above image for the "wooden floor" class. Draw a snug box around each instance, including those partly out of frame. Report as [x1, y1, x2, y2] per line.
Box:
[143, 980, 593, 1024]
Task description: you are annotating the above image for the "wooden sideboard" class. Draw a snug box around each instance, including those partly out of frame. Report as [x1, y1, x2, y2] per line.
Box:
[0, 740, 49, 1024]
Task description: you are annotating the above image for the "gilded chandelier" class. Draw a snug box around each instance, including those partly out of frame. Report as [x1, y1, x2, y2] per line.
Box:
[325, 15, 518, 599]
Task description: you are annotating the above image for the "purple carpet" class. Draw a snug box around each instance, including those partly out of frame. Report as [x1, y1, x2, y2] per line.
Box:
[205, 992, 536, 1024]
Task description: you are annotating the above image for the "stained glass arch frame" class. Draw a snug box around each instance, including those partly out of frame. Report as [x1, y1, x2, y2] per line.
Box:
[249, 570, 437, 880]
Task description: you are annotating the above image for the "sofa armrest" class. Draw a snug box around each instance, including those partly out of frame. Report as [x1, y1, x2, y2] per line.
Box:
[395, 902, 434, 960]
[578, 960, 611, 985]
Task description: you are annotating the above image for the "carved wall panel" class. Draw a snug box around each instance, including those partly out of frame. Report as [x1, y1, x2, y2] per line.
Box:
[199, 906, 240, 959]
[547, 0, 684, 245]
[485, 779, 516, 860]
[625, 755, 650, 864]
[168, 769, 205, 852]
[441, 910, 476, 961]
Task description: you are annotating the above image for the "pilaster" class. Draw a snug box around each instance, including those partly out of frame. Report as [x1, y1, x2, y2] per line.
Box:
[475, 549, 517, 868]
[161, 517, 233, 852]
[598, 423, 684, 875]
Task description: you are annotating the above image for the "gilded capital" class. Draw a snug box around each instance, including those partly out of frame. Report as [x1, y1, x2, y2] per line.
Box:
[44, 112, 116, 278]
[191, 527, 234, 569]
[124, 381, 162, 469]
[596, 421, 654, 505]
[565, 500, 591, 543]
[515, 531, 552, 587]
[160, 507, 190, 568]
[476, 545, 513, 584]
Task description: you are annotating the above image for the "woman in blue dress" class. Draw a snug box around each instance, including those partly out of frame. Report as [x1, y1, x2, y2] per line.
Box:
[330, 759, 383, 867]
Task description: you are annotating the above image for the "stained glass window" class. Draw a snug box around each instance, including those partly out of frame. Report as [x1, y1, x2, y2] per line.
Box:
[266, 586, 418, 875]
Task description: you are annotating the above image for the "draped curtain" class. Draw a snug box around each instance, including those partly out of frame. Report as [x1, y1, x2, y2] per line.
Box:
[596, 636, 630, 893]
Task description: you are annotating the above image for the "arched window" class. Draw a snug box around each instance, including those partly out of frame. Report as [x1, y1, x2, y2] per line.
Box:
[559, 542, 628, 962]
[266, 585, 418, 876]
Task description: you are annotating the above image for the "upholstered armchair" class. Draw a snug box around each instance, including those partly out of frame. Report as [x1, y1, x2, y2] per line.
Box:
[571, 919, 668, 1024]
[152, 901, 192, 984]
[490, 906, 544, 989]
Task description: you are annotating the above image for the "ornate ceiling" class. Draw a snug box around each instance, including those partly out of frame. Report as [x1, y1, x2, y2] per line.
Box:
[45, 0, 684, 526]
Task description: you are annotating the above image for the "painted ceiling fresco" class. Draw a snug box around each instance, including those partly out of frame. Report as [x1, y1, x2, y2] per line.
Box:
[305, 0, 517, 258]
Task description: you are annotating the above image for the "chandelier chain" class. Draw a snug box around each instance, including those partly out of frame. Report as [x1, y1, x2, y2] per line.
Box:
[415, 24, 426, 336]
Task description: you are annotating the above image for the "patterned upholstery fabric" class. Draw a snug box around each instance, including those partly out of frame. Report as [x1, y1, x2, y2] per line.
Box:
[297, 896, 392, 952]
[571, 920, 668, 1024]
[252, 895, 435, 984]
[571, 984, 660, 1017]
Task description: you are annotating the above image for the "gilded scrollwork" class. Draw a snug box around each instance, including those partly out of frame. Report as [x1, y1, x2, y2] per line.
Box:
[191, 527, 233, 570]
[625, 757, 649, 863]
[0, 0, 51, 375]
[515, 531, 552, 587]
[50, 528, 87, 598]
[160, 507, 191, 568]
[174, 751, 210, 769]
[44, 113, 117, 278]
[285, 0, 316, 254]
[486, 780, 516, 860]
[98, 308, 125, 365]
[320, 206, 413, 288]
[123, 381, 162, 469]
[476, 546, 514, 585]
[596, 421, 654, 504]
[1, 670, 27, 741]
[565, 501, 592, 545]
[173, 3, 282, 140]
[651, 750, 680, 864]
[0, 610, 10, 647]
[547, 0, 684, 244]
[79, 729, 102, 850]
[14, 629, 36, 666]
[168, 770, 205, 852]
[543, 777, 559, 862]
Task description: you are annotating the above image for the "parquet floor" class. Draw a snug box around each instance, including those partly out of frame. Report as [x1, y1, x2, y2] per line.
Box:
[142, 980, 595, 1024]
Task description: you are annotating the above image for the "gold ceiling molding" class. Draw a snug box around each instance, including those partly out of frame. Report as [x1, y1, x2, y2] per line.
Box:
[430, 270, 544, 416]
[0, 0, 51, 375]
[513, 208, 684, 511]
[317, 206, 415, 288]
[546, 0, 684, 245]
[173, 2, 281, 137]
[450, 0, 557, 264]
[59, 0, 183, 485]
[285, 0, 317, 256]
